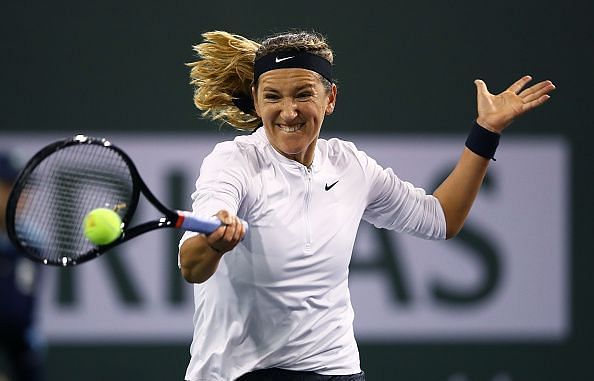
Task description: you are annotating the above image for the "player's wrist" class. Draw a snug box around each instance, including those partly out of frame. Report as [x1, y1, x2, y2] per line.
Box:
[475, 117, 506, 134]
[465, 120, 501, 161]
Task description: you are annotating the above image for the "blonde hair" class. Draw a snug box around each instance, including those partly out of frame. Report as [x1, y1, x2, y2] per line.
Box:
[188, 30, 334, 131]
[256, 31, 333, 64]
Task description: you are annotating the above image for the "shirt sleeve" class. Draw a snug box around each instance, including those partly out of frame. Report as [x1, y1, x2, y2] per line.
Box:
[359, 149, 446, 240]
[178, 141, 248, 253]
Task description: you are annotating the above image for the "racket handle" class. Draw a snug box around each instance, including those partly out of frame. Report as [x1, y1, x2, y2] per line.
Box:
[176, 211, 248, 234]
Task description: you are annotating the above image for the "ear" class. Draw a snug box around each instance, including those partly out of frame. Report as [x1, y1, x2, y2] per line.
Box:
[251, 86, 261, 117]
[325, 84, 337, 115]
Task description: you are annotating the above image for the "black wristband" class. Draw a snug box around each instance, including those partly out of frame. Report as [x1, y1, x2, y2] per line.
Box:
[465, 121, 500, 161]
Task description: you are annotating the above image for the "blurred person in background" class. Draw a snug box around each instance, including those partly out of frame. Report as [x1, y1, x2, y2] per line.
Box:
[0, 152, 44, 381]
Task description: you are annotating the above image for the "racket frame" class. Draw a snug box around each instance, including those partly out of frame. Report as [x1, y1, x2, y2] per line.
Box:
[6, 135, 196, 266]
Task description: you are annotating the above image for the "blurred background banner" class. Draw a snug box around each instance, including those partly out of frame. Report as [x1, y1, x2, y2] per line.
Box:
[0, 134, 569, 343]
[1, 0, 592, 379]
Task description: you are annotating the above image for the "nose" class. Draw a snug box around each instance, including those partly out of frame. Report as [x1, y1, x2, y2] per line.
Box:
[279, 99, 298, 122]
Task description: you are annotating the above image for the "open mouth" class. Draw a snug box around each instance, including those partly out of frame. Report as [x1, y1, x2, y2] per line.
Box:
[277, 123, 305, 133]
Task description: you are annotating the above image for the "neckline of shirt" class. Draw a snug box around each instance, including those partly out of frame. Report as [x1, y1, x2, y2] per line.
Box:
[252, 127, 322, 173]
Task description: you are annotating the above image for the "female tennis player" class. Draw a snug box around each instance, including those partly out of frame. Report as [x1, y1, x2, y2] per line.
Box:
[178, 30, 555, 381]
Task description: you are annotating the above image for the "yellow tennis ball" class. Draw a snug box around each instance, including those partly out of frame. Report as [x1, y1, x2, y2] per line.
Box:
[83, 208, 122, 245]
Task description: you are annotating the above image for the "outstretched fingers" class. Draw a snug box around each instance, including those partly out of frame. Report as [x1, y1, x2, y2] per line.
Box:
[522, 93, 552, 112]
[519, 80, 556, 103]
[507, 75, 533, 94]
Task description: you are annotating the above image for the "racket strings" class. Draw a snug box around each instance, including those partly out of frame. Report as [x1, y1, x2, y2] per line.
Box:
[12, 143, 135, 265]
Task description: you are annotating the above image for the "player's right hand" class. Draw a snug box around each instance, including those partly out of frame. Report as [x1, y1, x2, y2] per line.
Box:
[205, 210, 246, 254]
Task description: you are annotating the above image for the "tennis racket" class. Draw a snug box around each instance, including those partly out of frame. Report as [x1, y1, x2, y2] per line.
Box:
[5, 134, 246, 266]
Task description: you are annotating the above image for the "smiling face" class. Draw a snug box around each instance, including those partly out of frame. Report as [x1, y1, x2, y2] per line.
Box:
[252, 68, 337, 167]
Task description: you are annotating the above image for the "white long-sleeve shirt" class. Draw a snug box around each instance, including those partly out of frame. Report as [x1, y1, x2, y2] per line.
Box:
[180, 128, 446, 381]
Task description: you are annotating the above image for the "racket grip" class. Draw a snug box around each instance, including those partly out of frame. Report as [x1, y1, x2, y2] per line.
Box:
[176, 211, 248, 234]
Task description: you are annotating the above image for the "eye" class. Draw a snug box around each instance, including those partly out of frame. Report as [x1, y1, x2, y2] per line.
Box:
[296, 92, 313, 100]
[263, 93, 280, 101]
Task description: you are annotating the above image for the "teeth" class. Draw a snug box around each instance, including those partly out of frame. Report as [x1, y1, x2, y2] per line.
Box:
[278, 124, 303, 133]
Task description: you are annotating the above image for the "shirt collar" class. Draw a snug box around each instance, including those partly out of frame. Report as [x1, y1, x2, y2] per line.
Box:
[253, 127, 321, 173]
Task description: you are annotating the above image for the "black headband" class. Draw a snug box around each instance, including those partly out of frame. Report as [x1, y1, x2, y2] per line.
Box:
[253, 50, 333, 84]
[232, 51, 333, 115]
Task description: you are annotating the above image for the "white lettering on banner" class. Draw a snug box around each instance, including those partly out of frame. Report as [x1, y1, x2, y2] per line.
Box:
[0, 134, 569, 343]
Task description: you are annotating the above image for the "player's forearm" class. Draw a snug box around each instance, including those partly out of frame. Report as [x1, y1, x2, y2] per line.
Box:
[179, 235, 224, 283]
[433, 147, 490, 239]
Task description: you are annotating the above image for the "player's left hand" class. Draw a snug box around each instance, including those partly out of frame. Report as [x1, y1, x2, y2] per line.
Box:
[474, 75, 556, 133]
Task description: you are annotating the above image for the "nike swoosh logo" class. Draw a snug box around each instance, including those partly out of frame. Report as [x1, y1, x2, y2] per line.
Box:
[325, 180, 339, 191]
[275, 56, 294, 63]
